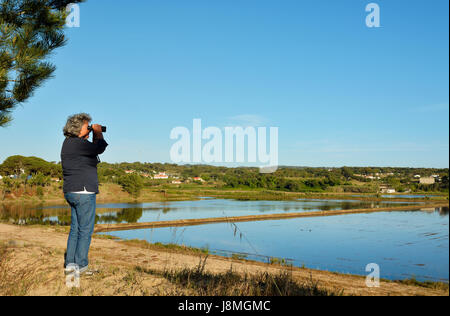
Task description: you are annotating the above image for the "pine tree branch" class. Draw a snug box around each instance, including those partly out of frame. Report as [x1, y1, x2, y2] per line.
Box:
[1, 0, 86, 127]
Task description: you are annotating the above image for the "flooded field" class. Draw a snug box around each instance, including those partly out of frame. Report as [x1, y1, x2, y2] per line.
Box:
[101, 207, 449, 282]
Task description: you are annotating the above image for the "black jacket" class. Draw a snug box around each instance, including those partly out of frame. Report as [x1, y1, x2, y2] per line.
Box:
[61, 137, 108, 194]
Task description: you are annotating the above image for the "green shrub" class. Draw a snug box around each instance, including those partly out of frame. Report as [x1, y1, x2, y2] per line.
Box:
[29, 173, 50, 187]
[118, 174, 144, 199]
[36, 186, 44, 198]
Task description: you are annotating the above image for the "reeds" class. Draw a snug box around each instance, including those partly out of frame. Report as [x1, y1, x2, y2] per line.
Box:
[395, 277, 449, 292]
[137, 256, 342, 296]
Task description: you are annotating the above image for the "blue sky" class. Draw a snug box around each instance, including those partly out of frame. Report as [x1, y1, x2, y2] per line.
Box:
[0, 0, 448, 167]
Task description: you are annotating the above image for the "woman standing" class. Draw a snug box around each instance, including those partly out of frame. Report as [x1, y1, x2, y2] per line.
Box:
[61, 113, 108, 275]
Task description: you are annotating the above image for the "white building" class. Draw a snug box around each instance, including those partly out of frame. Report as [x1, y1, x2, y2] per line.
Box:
[153, 172, 169, 180]
[379, 184, 396, 194]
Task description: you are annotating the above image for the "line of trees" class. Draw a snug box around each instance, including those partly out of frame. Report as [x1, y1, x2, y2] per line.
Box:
[1, 156, 448, 197]
[0, 155, 61, 177]
[222, 172, 342, 192]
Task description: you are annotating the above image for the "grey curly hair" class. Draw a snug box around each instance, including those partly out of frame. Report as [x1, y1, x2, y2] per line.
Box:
[63, 113, 92, 137]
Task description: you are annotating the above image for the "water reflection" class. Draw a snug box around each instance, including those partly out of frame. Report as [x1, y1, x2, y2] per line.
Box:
[0, 198, 424, 226]
[0, 204, 145, 226]
[97, 208, 143, 224]
[421, 206, 448, 216]
[0, 203, 71, 226]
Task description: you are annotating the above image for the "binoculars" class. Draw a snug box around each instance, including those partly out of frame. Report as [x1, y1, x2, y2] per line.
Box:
[88, 125, 107, 133]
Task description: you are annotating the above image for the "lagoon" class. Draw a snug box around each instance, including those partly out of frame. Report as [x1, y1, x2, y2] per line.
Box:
[101, 207, 449, 282]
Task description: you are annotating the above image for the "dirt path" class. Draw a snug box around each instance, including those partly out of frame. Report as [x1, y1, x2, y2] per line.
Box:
[0, 223, 448, 296]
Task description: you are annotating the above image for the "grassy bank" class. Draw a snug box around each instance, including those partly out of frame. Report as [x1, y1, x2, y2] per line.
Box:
[136, 257, 342, 296]
[0, 241, 339, 296]
[1, 223, 448, 296]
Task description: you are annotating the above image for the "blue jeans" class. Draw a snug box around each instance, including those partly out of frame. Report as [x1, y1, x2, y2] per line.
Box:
[64, 193, 97, 268]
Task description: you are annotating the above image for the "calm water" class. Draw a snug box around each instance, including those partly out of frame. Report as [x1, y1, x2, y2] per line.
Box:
[101, 207, 449, 282]
[0, 198, 420, 226]
[380, 194, 445, 199]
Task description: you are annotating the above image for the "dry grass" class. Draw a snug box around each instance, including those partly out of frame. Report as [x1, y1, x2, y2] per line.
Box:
[137, 255, 343, 296]
[0, 244, 41, 296]
[396, 278, 449, 292]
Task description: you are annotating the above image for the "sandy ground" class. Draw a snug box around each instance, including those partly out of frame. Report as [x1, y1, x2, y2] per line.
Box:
[0, 223, 448, 296]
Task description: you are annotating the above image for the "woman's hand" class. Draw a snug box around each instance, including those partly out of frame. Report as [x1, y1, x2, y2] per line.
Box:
[91, 124, 104, 139]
